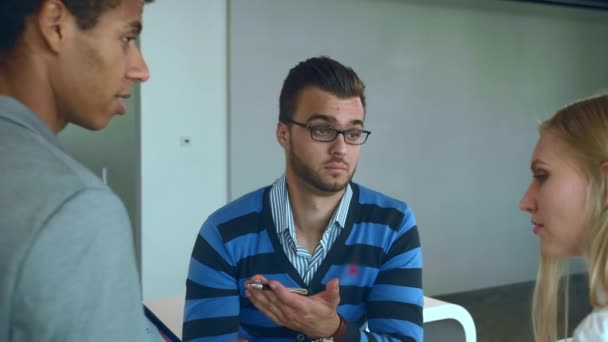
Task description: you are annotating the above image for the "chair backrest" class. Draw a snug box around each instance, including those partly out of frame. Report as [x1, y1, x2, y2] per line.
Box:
[423, 296, 477, 342]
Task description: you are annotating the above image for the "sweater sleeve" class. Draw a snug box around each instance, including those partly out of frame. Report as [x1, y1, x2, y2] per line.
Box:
[358, 206, 423, 342]
[183, 217, 240, 341]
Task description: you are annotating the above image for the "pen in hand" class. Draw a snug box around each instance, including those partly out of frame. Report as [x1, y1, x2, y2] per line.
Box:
[246, 283, 308, 295]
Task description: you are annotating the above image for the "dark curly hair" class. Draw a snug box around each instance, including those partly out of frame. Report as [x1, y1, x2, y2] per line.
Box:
[0, 0, 153, 53]
[279, 56, 366, 123]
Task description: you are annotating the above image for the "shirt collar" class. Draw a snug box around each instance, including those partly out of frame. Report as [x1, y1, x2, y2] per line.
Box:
[0, 95, 63, 150]
[271, 174, 352, 234]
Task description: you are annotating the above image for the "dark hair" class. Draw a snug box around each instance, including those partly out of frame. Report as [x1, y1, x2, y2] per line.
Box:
[279, 56, 366, 123]
[0, 0, 153, 53]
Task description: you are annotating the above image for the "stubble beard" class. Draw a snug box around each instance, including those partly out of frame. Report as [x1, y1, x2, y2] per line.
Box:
[288, 145, 356, 193]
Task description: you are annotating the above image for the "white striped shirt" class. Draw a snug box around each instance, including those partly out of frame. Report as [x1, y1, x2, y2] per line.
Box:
[269, 175, 353, 285]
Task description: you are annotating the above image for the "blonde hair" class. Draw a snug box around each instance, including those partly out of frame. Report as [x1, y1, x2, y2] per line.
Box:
[532, 94, 608, 341]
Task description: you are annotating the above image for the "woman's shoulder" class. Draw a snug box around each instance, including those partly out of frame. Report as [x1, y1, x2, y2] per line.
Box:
[572, 306, 608, 341]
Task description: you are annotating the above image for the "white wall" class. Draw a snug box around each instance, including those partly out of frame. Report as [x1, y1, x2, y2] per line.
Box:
[63, 0, 607, 299]
[228, 0, 608, 295]
[140, 0, 228, 299]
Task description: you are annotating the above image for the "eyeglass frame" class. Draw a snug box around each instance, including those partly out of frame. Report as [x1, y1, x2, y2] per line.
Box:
[282, 118, 371, 145]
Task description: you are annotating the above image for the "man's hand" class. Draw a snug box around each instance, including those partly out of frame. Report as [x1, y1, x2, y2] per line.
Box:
[244, 275, 341, 338]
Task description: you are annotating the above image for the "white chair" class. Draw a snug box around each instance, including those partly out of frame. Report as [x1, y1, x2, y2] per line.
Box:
[423, 296, 476, 342]
[144, 295, 477, 341]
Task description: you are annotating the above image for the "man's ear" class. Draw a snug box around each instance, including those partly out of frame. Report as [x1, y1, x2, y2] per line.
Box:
[37, 0, 71, 54]
[602, 161, 608, 206]
[276, 122, 289, 148]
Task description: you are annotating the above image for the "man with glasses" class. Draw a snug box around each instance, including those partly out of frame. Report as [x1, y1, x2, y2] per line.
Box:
[184, 56, 423, 342]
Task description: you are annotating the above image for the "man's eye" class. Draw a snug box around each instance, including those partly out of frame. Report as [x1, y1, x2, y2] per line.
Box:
[121, 36, 137, 45]
[533, 173, 548, 182]
[313, 127, 333, 136]
[346, 130, 362, 139]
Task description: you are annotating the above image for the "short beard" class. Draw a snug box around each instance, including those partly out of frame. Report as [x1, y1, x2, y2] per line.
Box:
[288, 143, 355, 193]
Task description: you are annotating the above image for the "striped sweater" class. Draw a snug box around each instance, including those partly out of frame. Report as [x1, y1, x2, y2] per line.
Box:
[184, 183, 423, 341]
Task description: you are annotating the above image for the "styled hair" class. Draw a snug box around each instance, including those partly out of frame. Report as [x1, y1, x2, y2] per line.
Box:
[0, 0, 153, 53]
[532, 94, 608, 341]
[278, 56, 366, 123]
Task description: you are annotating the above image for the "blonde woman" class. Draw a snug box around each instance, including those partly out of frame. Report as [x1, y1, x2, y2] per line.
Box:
[520, 94, 608, 341]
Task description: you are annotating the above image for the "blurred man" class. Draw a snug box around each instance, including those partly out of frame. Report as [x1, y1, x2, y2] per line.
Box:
[0, 0, 152, 340]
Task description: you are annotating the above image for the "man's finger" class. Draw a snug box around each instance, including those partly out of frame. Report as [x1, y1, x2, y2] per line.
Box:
[247, 290, 290, 327]
[246, 274, 269, 285]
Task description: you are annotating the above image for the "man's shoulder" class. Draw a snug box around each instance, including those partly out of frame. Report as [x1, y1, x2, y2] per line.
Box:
[351, 183, 416, 232]
[353, 182, 410, 211]
[0, 114, 104, 191]
[0, 127, 108, 208]
[207, 186, 270, 225]
[0, 116, 120, 256]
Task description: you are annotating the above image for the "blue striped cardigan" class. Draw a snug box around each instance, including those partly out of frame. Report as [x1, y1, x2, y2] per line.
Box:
[184, 183, 423, 341]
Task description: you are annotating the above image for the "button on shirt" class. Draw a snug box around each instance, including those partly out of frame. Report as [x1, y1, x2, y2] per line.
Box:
[269, 175, 352, 285]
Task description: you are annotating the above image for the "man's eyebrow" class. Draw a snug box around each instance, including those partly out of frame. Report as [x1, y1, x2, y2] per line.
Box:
[350, 119, 364, 127]
[307, 113, 333, 122]
[126, 21, 143, 34]
[307, 114, 364, 127]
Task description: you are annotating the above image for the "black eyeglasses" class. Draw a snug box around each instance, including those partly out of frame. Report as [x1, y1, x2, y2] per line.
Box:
[284, 118, 371, 145]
